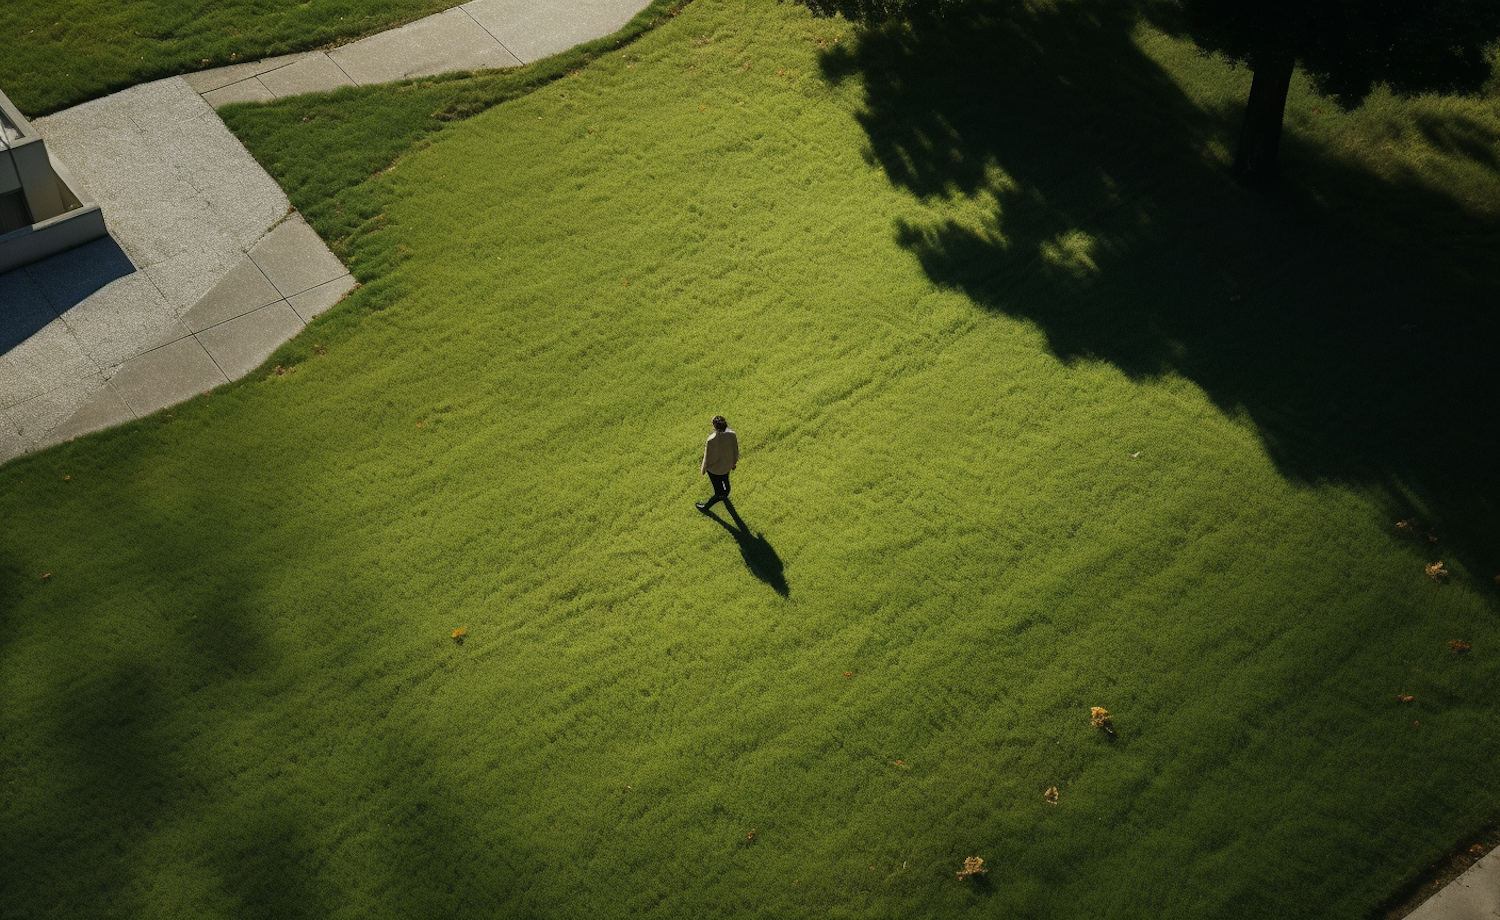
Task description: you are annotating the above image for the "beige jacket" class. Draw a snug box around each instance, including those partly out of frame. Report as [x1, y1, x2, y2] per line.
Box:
[701, 429, 739, 475]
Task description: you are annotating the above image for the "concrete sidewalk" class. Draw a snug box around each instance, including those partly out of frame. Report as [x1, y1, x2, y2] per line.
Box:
[0, 78, 350, 462]
[1407, 846, 1500, 920]
[0, 0, 653, 462]
[184, 0, 653, 108]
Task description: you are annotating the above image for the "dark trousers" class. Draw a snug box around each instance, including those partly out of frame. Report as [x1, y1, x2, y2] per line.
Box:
[703, 471, 732, 508]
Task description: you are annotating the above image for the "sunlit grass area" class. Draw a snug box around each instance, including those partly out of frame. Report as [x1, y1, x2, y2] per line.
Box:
[3, 1, 1499, 918]
[0, 0, 461, 115]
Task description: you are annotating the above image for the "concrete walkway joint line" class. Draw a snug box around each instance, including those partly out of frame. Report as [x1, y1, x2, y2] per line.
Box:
[0, 0, 653, 462]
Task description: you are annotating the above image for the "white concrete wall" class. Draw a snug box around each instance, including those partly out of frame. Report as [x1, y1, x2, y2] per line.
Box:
[0, 90, 108, 273]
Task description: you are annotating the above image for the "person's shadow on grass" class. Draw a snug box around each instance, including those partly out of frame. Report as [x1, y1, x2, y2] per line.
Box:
[703, 502, 789, 598]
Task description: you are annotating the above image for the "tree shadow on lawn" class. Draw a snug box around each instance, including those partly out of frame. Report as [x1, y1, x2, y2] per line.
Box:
[703, 501, 791, 597]
[0, 482, 337, 919]
[0, 465, 525, 918]
[818, 0, 1500, 579]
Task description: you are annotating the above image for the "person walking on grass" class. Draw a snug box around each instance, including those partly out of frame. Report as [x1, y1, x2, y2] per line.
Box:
[697, 414, 739, 512]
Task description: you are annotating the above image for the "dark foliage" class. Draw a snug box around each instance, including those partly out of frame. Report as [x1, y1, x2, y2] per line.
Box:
[797, 0, 967, 20]
[801, 0, 1500, 182]
[1160, 0, 1500, 106]
[1158, 0, 1500, 181]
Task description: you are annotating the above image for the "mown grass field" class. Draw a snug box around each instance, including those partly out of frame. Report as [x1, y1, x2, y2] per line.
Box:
[0, 0, 461, 115]
[4, 1, 1500, 918]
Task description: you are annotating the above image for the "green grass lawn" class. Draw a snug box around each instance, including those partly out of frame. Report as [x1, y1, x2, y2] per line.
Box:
[4, 0, 1500, 918]
[0, 0, 462, 115]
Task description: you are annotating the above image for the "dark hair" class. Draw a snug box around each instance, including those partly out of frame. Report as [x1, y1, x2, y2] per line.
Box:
[712, 415, 728, 431]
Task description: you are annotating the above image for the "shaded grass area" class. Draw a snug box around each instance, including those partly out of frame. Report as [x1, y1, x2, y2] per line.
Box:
[820, 0, 1500, 578]
[0, 0, 462, 115]
[3, 0, 1500, 918]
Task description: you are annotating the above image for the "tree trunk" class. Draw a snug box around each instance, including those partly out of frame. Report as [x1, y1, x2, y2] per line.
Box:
[1233, 53, 1295, 184]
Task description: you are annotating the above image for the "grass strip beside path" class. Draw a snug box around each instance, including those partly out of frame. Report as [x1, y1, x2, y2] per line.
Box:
[0, 0, 461, 115]
[219, 0, 689, 283]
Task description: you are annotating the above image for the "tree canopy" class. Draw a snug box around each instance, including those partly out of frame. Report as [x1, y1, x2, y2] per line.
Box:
[801, 0, 1500, 182]
[1161, 0, 1500, 181]
[1168, 0, 1500, 105]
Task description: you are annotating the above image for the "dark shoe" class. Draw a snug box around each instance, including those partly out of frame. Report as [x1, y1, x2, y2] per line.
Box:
[695, 502, 709, 512]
